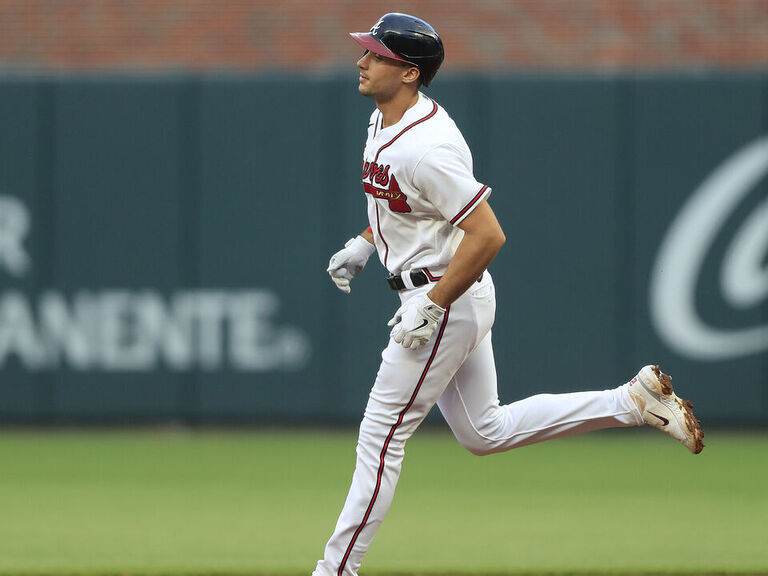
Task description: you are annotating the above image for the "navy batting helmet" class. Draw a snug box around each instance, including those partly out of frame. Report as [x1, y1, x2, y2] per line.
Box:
[350, 13, 444, 86]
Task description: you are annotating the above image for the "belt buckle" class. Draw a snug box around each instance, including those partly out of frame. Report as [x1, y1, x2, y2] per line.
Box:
[410, 270, 428, 287]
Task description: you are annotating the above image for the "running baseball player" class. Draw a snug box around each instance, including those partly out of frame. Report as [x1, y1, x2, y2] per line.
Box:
[315, 13, 705, 576]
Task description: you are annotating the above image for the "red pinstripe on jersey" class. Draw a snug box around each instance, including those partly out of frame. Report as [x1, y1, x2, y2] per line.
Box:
[423, 268, 442, 281]
[336, 306, 451, 576]
[366, 100, 439, 268]
[373, 203, 389, 267]
[372, 99, 439, 163]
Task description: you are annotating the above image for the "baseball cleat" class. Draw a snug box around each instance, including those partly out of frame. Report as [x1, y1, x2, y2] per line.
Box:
[628, 365, 704, 454]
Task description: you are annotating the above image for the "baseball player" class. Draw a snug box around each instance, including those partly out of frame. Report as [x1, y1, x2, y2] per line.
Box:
[314, 13, 705, 576]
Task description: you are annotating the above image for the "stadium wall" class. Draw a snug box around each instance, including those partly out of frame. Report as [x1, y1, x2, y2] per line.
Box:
[0, 72, 766, 424]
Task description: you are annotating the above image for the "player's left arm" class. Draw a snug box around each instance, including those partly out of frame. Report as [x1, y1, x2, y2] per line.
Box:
[427, 200, 505, 308]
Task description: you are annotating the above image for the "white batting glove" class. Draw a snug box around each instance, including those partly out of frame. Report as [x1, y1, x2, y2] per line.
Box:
[387, 293, 446, 350]
[327, 235, 375, 294]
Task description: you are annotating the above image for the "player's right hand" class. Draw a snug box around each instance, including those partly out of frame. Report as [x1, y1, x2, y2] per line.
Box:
[327, 235, 375, 294]
[387, 293, 446, 349]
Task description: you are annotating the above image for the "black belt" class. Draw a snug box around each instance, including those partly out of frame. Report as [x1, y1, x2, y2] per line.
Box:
[386, 270, 482, 291]
[387, 270, 431, 290]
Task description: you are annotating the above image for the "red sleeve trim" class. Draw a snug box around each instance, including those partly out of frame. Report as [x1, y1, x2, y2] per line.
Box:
[450, 185, 489, 225]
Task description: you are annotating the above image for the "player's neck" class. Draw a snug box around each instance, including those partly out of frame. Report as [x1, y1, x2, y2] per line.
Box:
[377, 90, 420, 129]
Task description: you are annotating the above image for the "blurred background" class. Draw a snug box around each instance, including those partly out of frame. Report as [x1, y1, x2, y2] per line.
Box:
[0, 0, 766, 426]
[1, 2, 767, 575]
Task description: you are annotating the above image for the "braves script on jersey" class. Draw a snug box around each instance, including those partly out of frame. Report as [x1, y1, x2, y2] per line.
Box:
[362, 93, 490, 275]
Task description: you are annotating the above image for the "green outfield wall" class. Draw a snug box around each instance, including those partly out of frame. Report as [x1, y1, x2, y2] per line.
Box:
[0, 73, 766, 424]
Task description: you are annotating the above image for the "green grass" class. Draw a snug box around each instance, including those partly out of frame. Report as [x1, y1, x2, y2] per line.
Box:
[0, 428, 766, 575]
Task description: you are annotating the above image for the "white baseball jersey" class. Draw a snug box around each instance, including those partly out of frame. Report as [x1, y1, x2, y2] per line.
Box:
[361, 92, 491, 275]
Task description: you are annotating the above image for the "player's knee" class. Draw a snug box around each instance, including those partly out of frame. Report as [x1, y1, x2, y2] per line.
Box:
[456, 433, 496, 456]
[467, 444, 495, 456]
[453, 416, 511, 456]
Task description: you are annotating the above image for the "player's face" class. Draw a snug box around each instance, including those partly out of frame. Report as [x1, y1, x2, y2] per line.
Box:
[357, 51, 414, 100]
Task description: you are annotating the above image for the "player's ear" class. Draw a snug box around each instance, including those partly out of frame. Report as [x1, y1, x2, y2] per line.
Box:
[402, 65, 421, 86]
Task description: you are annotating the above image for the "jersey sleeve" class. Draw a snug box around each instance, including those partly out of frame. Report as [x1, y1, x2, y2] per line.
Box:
[412, 144, 492, 226]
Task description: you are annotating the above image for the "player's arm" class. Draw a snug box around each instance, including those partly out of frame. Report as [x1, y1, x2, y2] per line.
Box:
[360, 227, 374, 244]
[426, 200, 505, 308]
[387, 201, 503, 349]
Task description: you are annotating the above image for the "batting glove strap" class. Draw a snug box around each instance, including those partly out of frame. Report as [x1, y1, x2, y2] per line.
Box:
[387, 294, 446, 350]
[327, 235, 376, 294]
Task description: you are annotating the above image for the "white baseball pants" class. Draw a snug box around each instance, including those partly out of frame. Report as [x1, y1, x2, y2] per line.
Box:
[313, 273, 644, 576]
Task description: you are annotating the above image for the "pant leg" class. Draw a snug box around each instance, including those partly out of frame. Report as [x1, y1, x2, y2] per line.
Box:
[313, 281, 491, 576]
[437, 331, 645, 456]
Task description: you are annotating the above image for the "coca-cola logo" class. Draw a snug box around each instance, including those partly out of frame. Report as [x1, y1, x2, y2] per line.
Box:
[650, 136, 768, 361]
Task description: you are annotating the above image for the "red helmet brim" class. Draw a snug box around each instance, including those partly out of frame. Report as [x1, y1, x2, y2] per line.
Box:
[349, 32, 415, 65]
